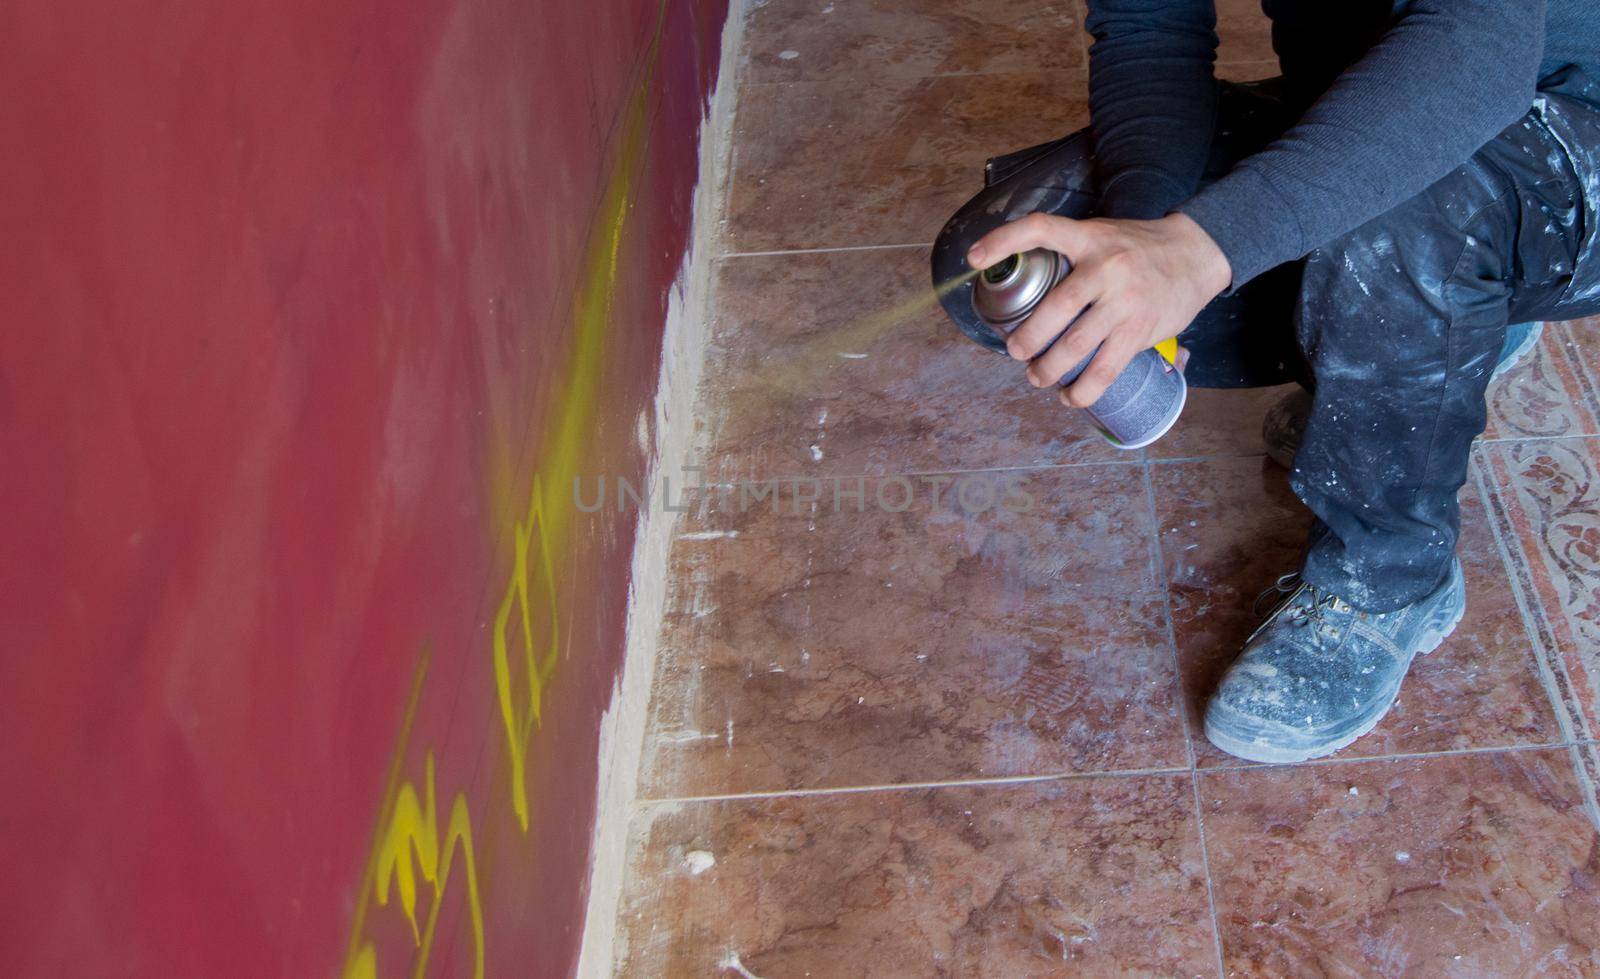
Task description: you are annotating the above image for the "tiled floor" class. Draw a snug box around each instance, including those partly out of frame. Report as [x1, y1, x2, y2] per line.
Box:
[612, 1, 1600, 975]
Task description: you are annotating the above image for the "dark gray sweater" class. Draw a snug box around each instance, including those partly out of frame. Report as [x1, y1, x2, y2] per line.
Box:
[1085, 0, 1600, 286]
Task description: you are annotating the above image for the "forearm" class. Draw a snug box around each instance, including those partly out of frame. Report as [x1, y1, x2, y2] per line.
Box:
[1180, 0, 1546, 287]
[1086, 0, 1219, 219]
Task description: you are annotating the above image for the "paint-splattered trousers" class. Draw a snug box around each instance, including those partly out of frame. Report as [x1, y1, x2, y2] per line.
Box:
[938, 68, 1600, 612]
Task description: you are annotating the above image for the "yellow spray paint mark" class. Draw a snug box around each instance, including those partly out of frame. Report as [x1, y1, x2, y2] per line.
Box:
[341, 4, 670, 974]
[345, 751, 485, 979]
[489, 12, 657, 833]
[341, 652, 430, 979]
[491, 477, 559, 832]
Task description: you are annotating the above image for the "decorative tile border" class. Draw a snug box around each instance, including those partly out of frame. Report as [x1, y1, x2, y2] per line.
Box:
[1483, 323, 1600, 440]
[1477, 443, 1600, 825]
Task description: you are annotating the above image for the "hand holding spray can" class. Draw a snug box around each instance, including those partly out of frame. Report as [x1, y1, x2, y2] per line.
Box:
[970, 248, 1186, 449]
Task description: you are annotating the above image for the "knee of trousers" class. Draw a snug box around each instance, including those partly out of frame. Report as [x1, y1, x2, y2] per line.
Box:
[1294, 193, 1502, 375]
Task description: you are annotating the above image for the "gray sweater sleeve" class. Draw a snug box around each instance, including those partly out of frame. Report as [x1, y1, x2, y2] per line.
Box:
[1180, 0, 1547, 288]
[1085, 0, 1220, 220]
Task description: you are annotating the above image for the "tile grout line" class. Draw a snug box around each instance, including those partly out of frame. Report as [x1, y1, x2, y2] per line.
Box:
[1140, 459, 1228, 979]
[1477, 431, 1600, 445]
[720, 241, 934, 259]
[1568, 741, 1600, 832]
[1199, 738, 1582, 775]
[1138, 463, 1198, 771]
[637, 765, 1194, 806]
[738, 67, 1088, 92]
[637, 738, 1589, 807]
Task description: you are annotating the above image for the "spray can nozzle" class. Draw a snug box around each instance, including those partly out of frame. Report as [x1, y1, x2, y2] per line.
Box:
[981, 254, 1020, 284]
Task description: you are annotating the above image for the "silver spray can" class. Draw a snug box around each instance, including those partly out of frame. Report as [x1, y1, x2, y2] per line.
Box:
[972, 248, 1186, 449]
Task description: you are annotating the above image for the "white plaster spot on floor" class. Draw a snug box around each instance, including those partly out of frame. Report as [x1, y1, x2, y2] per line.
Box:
[809, 444, 824, 461]
[1395, 851, 1411, 863]
[838, 351, 868, 359]
[778, 49, 800, 60]
[719, 951, 765, 979]
[660, 729, 721, 745]
[682, 850, 716, 875]
[680, 529, 739, 540]
[1348, 785, 1359, 796]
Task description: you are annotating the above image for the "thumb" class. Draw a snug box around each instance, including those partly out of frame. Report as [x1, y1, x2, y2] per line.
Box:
[967, 213, 1089, 270]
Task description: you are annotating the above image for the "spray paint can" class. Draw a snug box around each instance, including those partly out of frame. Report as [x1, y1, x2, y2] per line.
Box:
[970, 248, 1186, 449]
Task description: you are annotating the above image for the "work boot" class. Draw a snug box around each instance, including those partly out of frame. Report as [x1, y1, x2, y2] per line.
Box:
[1203, 557, 1466, 763]
[1262, 321, 1545, 469]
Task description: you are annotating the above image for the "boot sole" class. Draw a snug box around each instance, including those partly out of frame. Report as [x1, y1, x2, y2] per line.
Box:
[1204, 564, 1466, 764]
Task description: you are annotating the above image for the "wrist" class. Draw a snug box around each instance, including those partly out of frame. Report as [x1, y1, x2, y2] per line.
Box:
[1162, 212, 1233, 297]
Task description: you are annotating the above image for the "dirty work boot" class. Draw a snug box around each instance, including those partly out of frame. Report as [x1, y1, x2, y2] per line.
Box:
[1262, 322, 1545, 469]
[1203, 557, 1466, 763]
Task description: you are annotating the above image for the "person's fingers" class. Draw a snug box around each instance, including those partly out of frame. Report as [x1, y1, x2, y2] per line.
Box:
[1027, 303, 1120, 388]
[1063, 329, 1145, 406]
[966, 212, 1090, 270]
[1006, 268, 1099, 361]
[1175, 344, 1190, 375]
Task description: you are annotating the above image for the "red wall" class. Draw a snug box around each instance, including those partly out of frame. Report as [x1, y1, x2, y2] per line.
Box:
[0, 0, 726, 975]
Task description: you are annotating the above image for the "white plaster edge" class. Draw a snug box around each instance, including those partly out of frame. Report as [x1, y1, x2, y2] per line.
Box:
[574, 2, 745, 975]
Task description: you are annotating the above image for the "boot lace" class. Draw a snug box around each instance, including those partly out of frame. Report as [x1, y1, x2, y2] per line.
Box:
[1254, 573, 1351, 629]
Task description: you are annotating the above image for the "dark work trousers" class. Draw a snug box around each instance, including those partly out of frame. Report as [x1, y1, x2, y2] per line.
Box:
[933, 68, 1600, 612]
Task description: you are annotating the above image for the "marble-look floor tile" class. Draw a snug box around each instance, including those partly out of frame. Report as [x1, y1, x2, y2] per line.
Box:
[1151, 456, 1561, 767]
[616, 776, 1219, 978]
[1483, 437, 1600, 743]
[1200, 749, 1600, 977]
[742, 0, 1084, 85]
[699, 248, 1127, 482]
[1214, 0, 1275, 66]
[641, 464, 1188, 797]
[1484, 323, 1600, 440]
[1148, 385, 1292, 461]
[1216, 60, 1280, 83]
[726, 73, 1088, 253]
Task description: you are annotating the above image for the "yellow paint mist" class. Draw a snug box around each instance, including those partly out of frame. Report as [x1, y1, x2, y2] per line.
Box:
[744, 264, 1178, 398]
